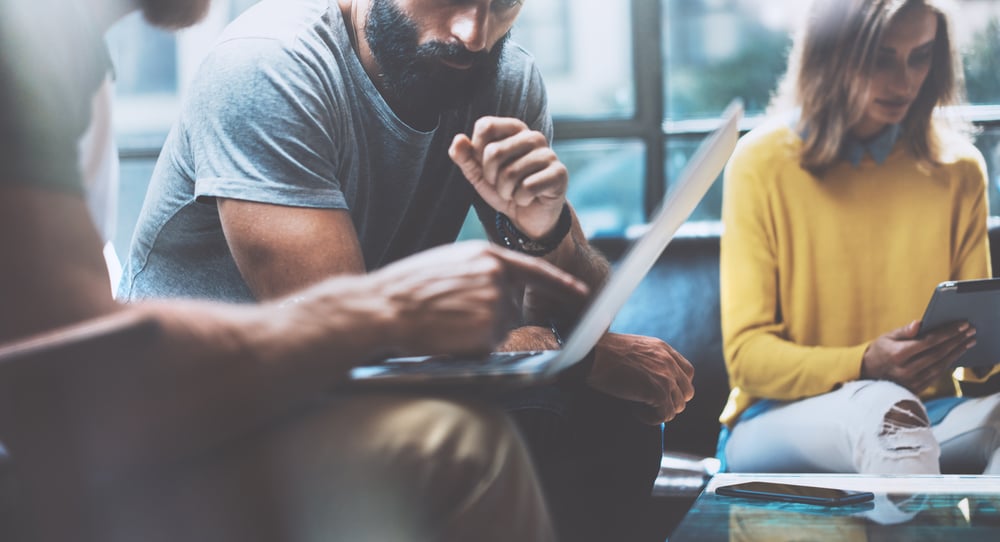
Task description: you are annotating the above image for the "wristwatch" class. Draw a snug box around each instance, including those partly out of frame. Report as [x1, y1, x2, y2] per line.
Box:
[495, 203, 572, 257]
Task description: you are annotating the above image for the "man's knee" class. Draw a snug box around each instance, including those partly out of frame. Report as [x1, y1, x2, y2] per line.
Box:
[289, 395, 523, 496]
[292, 397, 539, 536]
[362, 398, 527, 502]
[378, 398, 517, 469]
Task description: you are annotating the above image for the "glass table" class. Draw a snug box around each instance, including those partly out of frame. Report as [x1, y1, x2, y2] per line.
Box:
[669, 473, 1000, 541]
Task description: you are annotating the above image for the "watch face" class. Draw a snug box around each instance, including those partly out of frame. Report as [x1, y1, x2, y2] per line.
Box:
[519, 238, 549, 253]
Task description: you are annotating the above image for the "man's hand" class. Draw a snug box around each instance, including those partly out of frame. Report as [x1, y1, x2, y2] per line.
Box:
[370, 241, 588, 356]
[586, 333, 695, 424]
[494, 325, 561, 352]
[861, 320, 976, 393]
[449, 116, 568, 240]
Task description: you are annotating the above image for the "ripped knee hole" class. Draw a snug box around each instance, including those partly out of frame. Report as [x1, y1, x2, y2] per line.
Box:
[880, 400, 929, 437]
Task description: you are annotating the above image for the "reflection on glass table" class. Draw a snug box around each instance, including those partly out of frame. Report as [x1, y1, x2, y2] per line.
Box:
[669, 473, 1000, 542]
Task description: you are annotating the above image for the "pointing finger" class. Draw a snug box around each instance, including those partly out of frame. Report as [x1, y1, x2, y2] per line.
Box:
[485, 245, 589, 298]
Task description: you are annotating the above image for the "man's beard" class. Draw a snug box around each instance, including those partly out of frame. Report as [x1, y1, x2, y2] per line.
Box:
[365, 0, 508, 117]
[139, 0, 211, 29]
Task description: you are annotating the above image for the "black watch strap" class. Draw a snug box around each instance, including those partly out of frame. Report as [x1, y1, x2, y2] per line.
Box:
[495, 203, 572, 257]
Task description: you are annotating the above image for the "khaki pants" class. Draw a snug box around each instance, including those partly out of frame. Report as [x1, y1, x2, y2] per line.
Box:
[84, 394, 555, 542]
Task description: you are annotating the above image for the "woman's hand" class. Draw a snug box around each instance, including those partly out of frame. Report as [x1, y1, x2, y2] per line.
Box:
[861, 320, 976, 393]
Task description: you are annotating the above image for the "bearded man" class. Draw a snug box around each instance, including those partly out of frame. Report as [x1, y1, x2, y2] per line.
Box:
[118, 1, 696, 539]
[0, 0, 644, 539]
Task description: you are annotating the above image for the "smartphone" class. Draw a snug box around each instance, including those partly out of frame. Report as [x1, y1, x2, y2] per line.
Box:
[715, 481, 875, 507]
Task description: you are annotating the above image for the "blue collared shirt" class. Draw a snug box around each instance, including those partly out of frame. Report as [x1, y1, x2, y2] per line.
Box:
[841, 124, 902, 167]
[791, 109, 902, 168]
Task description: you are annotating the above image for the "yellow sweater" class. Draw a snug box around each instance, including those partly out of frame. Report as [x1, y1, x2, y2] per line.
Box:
[719, 120, 991, 426]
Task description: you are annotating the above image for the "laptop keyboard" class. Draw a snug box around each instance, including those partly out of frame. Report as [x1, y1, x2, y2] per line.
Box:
[381, 351, 543, 372]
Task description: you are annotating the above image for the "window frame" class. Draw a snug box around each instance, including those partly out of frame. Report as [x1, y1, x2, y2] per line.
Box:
[552, 0, 1000, 223]
[551, 0, 665, 219]
[117, 0, 1000, 222]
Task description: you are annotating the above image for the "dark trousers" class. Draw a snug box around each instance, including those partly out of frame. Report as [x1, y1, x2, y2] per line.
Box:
[0, 458, 29, 541]
[501, 380, 663, 542]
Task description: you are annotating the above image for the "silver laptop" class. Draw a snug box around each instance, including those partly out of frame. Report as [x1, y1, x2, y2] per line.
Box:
[347, 100, 743, 390]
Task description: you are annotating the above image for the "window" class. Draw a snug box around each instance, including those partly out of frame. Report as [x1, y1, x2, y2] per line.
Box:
[110, 0, 1000, 252]
[653, 0, 1000, 224]
[514, 0, 633, 119]
[529, 0, 1000, 234]
[662, 0, 805, 120]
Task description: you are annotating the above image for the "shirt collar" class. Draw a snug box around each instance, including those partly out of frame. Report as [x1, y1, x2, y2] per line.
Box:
[841, 124, 901, 167]
[792, 110, 902, 168]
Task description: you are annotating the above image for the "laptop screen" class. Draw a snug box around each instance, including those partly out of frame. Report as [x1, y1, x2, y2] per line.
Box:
[546, 100, 743, 376]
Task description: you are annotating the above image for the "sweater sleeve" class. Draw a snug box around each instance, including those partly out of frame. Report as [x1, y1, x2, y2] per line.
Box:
[951, 150, 1000, 382]
[719, 137, 868, 401]
[952, 152, 991, 282]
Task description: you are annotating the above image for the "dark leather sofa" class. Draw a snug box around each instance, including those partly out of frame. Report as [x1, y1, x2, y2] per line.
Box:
[595, 222, 729, 465]
[593, 219, 1000, 536]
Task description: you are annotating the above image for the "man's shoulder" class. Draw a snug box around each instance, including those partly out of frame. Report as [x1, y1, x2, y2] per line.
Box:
[210, 0, 345, 68]
[218, 0, 336, 43]
[498, 42, 539, 73]
[187, 0, 351, 111]
[470, 41, 548, 126]
[493, 41, 543, 92]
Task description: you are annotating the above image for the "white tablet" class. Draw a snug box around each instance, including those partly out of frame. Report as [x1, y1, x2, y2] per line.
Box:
[918, 278, 1000, 368]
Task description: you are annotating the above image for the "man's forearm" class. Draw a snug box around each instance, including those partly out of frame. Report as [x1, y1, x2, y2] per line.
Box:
[33, 241, 589, 479]
[33, 276, 398, 482]
[547, 220, 610, 291]
[521, 212, 609, 325]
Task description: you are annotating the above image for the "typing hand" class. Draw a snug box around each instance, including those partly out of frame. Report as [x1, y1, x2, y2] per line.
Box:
[371, 241, 588, 356]
[586, 333, 695, 424]
[449, 116, 568, 240]
[861, 320, 976, 393]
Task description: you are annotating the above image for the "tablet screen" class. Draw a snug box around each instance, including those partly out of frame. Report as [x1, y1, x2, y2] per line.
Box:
[919, 279, 1000, 368]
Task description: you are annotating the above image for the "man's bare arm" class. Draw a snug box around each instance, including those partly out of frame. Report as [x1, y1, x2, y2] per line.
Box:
[453, 117, 610, 295]
[450, 120, 695, 419]
[532, 207, 610, 308]
[0, 185, 409, 473]
[471, 200, 606, 324]
[217, 198, 366, 300]
[0, 185, 119, 343]
[0, 185, 588, 477]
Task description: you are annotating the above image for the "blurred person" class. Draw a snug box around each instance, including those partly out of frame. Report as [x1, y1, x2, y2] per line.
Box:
[116, 0, 696, 538]
[0, 0, 605, 540]
[719, 0, 1000, 475]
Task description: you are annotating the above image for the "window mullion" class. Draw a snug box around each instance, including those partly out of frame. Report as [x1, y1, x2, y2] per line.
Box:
[632, 0, 666, 220]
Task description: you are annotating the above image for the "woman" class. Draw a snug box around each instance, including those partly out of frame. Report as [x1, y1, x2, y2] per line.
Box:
[719, 0, 1000, 474]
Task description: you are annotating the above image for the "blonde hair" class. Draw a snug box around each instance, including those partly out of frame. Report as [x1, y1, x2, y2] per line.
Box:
[771, 0, 971, 175]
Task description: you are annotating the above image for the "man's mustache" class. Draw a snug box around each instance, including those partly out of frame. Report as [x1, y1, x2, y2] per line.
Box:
[416, 42, 492, 67]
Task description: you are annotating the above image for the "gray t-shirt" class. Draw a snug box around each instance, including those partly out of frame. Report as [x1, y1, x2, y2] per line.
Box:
[118, 0, 550, 303]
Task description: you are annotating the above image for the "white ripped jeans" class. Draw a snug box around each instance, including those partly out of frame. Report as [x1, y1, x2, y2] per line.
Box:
[724, 380, 1000, 474]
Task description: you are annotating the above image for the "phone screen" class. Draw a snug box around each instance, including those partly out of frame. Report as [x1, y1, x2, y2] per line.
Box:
[715, 481, 875, 506]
